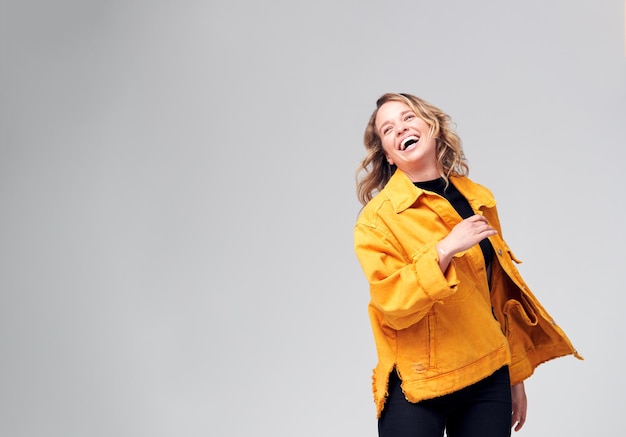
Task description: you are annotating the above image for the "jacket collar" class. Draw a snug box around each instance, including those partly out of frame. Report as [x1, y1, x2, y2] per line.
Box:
[383, 169, 497, 214]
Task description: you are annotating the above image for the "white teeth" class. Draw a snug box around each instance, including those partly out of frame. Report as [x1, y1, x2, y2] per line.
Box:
[401, 136, 420, 150]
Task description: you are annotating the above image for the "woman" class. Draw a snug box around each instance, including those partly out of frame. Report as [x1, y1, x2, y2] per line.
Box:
[353, 93, 581, 437]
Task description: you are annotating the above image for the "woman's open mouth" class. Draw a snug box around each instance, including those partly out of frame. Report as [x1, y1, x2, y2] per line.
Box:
[401, 136, 420, 150]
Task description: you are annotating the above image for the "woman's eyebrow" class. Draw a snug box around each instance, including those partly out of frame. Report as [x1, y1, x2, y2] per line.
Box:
[378, 120, 392, 132]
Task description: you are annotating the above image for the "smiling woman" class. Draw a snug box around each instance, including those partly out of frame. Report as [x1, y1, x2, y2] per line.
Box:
[353, 93, 582, 437]
[357, 93, 469, 206]
[375, 99, 444, 182]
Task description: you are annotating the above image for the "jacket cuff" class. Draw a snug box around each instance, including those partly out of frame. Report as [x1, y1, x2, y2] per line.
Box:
[411, 244, 460, 302]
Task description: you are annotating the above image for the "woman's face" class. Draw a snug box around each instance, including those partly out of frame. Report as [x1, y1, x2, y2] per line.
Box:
[375, 100, 440, 181]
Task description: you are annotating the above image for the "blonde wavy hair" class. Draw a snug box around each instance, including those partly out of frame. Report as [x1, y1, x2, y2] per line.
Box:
[355, 93, 469, 206]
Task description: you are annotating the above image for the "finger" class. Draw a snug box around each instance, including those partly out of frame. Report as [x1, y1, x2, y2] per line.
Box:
[478, 217, 494, 229]
[477, 222, 496, 235]
[470, 216, 491, 229]
[512, 411, 526, 432]
[517, 412, 526, 431]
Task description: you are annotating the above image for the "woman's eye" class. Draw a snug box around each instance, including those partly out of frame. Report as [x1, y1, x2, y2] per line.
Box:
[405, 114, 415, 121]
[383, 127, 392, 135]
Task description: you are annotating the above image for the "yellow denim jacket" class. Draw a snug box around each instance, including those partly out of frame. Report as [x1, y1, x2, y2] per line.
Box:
[354, 170, 582, 418]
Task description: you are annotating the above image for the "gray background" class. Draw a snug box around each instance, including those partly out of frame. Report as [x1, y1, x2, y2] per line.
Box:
[1, 0, 624, 436]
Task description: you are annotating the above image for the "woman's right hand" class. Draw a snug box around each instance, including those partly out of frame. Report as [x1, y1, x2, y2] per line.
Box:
[436, 214, 497, 269]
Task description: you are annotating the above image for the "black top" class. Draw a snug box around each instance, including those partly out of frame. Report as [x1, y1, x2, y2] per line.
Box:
[414, 178, 493, 269]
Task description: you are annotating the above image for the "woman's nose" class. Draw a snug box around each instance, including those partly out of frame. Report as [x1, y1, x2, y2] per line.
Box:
[396, 124, 408, 135]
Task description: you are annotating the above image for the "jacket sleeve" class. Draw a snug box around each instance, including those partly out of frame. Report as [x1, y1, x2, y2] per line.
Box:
[354, 222, 460, 330]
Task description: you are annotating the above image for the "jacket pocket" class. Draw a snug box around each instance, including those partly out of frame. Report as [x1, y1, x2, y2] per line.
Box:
[503, 296, 537, 335]
[503, 293, 553, 360]
[396, 314, 433, 375]
[427, 314, 436, 368]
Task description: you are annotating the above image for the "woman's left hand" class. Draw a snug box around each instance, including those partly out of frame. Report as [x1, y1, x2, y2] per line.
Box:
[511, 382, 527, 432]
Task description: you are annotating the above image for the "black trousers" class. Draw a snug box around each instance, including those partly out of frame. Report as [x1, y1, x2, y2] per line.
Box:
[378, 366, 512, 437]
